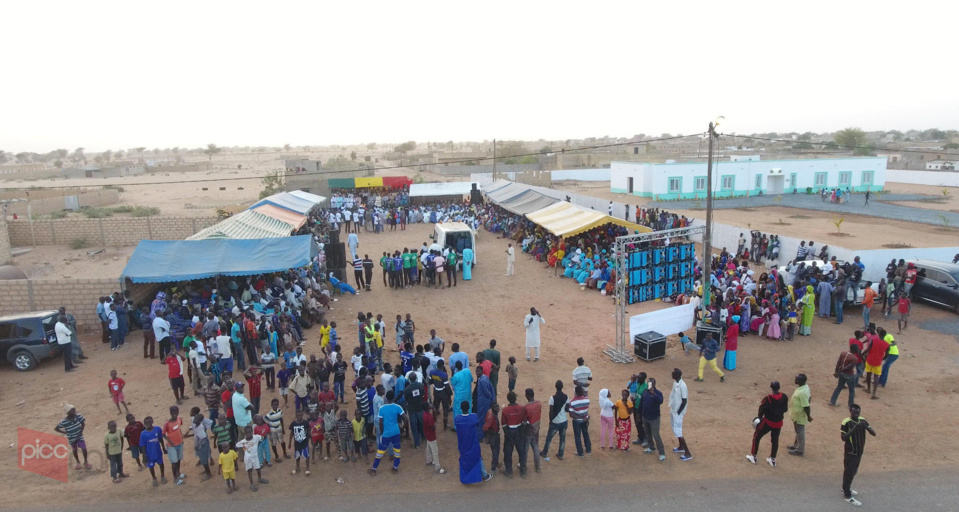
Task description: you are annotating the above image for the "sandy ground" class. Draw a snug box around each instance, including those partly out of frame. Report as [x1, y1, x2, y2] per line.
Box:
[551, 182, 959, 249]
[2, 222, 958, 507]
[9, 245, 134, 280]
[883, 182, 959, 213]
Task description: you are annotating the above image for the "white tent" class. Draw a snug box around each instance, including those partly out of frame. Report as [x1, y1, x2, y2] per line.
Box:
[409, 182, 477, 197]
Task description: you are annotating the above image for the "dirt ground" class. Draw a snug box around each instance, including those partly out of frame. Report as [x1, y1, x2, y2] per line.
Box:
[2, 222, 958, 506]
[9, 245, 134, 280]
[883, 182, 959, 213]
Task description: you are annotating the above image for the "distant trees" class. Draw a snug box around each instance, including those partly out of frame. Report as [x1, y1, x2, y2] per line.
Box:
[538, 146, 552, 154]
[115, 150, 125, 160]
[367, 143, 377, 150]
[350, 151, 357, 161]
[0, 151, 8, 164]
[944, 142, 959, 150]
[15, 152, 30, 163]
[283, 144, 291, 152]
[792, 142, 814, 150]
[393, 141, 417, 154]
[152, 148, 160, 156]
[363, 155, 371, 162]
[54, 160, 63, 168]
[102, 149, 113, 162]
[203, 143, 222, 161]
[135, 147, 146, 160]
[920, 128, 947, 141]
[73, 147, 86, 164]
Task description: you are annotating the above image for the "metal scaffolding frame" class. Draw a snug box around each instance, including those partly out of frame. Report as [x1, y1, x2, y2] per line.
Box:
[605, 225, 706, 363]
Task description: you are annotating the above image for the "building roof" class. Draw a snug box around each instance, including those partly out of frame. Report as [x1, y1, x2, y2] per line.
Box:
[187, 209, 294, 241]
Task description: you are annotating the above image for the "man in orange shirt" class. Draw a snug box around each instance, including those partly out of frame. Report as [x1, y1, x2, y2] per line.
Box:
[861, 281, 877, 330]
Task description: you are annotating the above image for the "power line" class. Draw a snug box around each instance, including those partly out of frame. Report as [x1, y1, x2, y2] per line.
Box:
[723, 133, 959, 157]
[0, 134, 702, 191]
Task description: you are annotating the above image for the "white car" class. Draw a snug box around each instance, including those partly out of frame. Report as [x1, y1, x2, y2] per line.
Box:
[786, 259, 877, 305]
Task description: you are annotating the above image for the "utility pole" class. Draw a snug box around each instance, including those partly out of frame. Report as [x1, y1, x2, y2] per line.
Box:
[492, 139, 497, 181]
[701, 119, 720, 315]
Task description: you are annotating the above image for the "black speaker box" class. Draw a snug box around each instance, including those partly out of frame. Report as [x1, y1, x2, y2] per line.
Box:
[325, 242, 347, 269]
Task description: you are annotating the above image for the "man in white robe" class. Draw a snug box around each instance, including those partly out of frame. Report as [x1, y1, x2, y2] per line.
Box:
[524, 307, 545, 362]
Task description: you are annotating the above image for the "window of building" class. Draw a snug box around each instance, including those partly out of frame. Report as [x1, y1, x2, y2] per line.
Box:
[814, 173, 827, 186]
[694, 176, 706, 191]
[668, 177, 681, 193]
[839, 172, 851, 185]
[861, 171, 874, 185]
[754, 174, 762, 189]
[721, 175, 734, 190]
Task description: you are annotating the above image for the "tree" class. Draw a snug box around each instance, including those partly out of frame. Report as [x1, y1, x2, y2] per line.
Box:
[366, 143, 377, 150]
[363, 155, 371, 162]
[833, 127, 869, 152]
[94, 156, 104, 164]
[920, 128, 947, 141]
[115, 150, 125, 160]
[943, 142, 959, 150]
[54, 159, 63, 168]
[538, 145, 553, 154]
[203, 143, 222, 162]
[824, 141, 839, 150]
[393, 141, 417, 154]
[792, 142, 814, 150]
[350, 151, 357, 161]
[55, 149, 69, 160]
[283, 144, 291, 152]
[0, 151, 7, 164]
[135, 147, 146, 159]
[172, 147, 180, 155]
[152, 148, 160, 156]
[72, 147, 85, 163]
[102, 149, 112, 162]
[15, 152, 30, 163]
[259, 171, 283, 199]
[799, 132, 815, 141]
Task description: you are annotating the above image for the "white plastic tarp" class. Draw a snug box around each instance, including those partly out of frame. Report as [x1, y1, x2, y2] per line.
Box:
[409, 182, 477, 197]
[628, 299, 700, 343]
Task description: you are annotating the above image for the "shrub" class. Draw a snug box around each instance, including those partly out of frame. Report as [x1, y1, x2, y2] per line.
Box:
[69, 237, 89, 250]
[130, 206, 160, 217]
[109, 205, 134, 213]
[82, 208, 112, 218]
[49, 210, 67, 219]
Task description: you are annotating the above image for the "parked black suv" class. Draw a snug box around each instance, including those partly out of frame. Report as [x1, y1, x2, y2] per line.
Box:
[909, 260, 959, 314]
[0, 310, 62, 371]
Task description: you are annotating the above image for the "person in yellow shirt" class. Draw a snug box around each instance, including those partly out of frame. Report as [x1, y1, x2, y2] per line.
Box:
[877, 328, 898, 388]
[352, 410, 369, 463]
[218, 443, 238, 493]
[319, 320, 331, 356]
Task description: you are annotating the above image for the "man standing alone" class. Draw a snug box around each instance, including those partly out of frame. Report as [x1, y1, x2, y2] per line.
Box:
[56, 314, 76, 372]
[524, 308, 545, 362]
[787, 374, 812, 456]
[505, 243, 515, 277]
[840, 404, 876, 507]
[669, 368, 691, 461]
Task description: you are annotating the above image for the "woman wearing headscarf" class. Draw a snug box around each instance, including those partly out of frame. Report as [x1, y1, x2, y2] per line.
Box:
[765, 304, 782, 340]
[725, 315, 740, 370]
[798, 285, 816, 336]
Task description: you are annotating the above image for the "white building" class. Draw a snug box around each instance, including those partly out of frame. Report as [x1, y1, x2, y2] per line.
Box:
[610, 156, 886, 199]
[925, 160, 958, 171]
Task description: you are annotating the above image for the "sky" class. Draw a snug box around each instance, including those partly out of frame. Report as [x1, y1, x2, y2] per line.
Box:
[2, 0, 957, 153]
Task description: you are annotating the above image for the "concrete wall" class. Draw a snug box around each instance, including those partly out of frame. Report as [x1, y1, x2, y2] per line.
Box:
[4, 189, 120, 216]
[0, 278, 120, 329]
[551, 168, 611, 182]
[611, 157, 888, 199]
[437, 164, 540, 176]
[7, 216, 218, 247]
[887, 169, 959, 187]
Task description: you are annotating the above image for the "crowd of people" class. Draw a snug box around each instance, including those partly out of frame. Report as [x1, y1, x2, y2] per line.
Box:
[45, 190, 916, 507]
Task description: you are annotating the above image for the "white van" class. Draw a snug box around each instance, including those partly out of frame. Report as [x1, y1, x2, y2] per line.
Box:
[433, 222, 477, 266]
[786, 259, 877, 305]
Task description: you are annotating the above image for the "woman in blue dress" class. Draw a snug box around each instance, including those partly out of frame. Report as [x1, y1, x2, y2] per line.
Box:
[454, 401, 491, 484]
[462, 247, 474, 280]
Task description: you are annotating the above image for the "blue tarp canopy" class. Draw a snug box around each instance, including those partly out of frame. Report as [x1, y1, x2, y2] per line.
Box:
[121, 235, 318, 283]
[248, 192, 316, 215]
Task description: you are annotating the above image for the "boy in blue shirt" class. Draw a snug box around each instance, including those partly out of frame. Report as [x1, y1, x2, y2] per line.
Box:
[139, 416, 167, 486]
